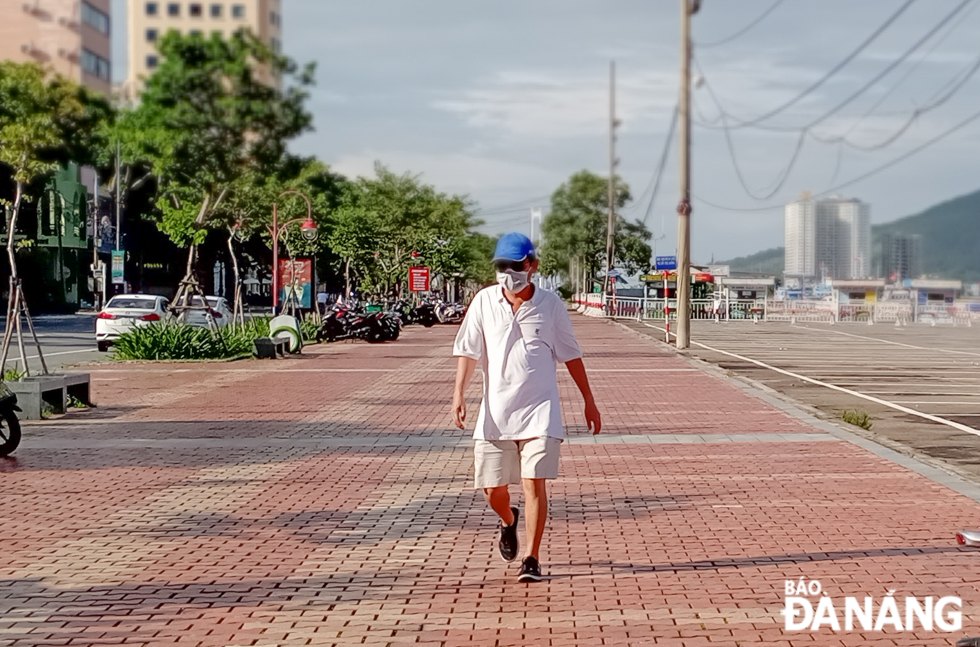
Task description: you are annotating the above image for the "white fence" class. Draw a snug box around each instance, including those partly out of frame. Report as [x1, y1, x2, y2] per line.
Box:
[573, 293, 979, 325]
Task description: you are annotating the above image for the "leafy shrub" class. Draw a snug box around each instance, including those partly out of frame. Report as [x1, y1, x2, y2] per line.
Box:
[3, 367, 26, 381]
[112, 323, 253, 361]
[841, 409, 873, 430]
[300, 315, 319, 343]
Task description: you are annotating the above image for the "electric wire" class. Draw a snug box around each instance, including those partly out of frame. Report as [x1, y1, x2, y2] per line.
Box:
[692, 102, 980, 212]
[640, 105, 678, 228]
[696, 0, 787, 48]
[699, 0, 919, 129]
[696, 0, 974, 134]
[622, 105, 679, 217]
[832, 0, 980, 142]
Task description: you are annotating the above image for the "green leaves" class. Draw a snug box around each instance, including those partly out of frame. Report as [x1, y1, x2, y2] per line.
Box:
[540, 170, 652, 282]
[326, 164, 486, 294]
[0, 62, 88, 184]
[116, 31, 315, 248]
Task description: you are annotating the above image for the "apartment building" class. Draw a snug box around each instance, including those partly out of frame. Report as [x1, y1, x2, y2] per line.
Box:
[881, 233, 921, 282]
[126, 0, 282, 93]
[0, 0, 113, 95]
[784, 193, 816, 283]
[784, 193, 871, 286]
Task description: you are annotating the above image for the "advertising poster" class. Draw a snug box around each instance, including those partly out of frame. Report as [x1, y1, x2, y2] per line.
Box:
[278, 258, 313, 308]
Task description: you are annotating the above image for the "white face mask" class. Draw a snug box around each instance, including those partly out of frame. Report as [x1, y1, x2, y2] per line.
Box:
[496, 269, 530, 293]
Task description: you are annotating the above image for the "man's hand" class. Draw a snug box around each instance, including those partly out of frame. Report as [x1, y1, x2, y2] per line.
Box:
[451, 392, 467, 429]
[585, 399, 602, 435]
[451, 356, 478, 431]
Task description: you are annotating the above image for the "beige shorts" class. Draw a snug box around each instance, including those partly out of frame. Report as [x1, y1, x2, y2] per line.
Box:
[474, 436, 562, 489]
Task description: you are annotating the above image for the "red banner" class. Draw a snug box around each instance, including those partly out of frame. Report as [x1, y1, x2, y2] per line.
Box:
[409, 266, 430, 292]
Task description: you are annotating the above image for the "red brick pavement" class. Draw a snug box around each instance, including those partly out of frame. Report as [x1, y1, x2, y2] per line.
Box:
[1, 315, 979, 646]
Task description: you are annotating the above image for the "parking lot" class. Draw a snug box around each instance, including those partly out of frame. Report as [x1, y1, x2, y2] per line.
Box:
[628, 319, 980, 485]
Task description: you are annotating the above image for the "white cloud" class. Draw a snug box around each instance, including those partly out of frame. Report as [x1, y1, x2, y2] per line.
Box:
[432, 67, 677, 139]
[330, 149, 562, 197]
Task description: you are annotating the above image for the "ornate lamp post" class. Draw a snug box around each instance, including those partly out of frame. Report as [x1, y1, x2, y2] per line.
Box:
[268, 190, 317, 313]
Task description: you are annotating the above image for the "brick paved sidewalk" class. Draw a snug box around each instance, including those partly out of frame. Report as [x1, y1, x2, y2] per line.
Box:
[2, 315, 980, 646]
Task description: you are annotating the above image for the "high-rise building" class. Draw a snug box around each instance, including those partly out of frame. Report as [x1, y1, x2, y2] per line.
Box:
[784, 194, 871, 285]
[0, 0, 113, 95]
[882, 233, 921, 282]
[784, 193, 816, 284]
[126, 0, 282, 95]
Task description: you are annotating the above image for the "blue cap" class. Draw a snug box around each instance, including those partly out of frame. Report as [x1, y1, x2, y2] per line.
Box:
[493, 232, 536, 262]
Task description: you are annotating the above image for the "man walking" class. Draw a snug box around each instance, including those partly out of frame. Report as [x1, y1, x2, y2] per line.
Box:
[451, 232, 601, 582]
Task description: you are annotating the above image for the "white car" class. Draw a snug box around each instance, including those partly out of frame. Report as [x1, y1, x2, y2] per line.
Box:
[183, 296, 233, 328]
[96, 294, 170, 352]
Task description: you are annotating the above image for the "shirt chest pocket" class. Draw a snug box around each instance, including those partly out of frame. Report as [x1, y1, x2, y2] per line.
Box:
[518, 321, 553, 359]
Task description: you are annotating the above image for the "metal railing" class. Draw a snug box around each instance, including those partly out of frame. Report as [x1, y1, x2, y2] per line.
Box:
[572, 293, 978, 326]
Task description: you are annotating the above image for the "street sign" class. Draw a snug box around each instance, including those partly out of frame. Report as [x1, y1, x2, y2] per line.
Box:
[655, 256, 677, 270]
[111, 250, 125, 285]
[409, 266, 430, 292]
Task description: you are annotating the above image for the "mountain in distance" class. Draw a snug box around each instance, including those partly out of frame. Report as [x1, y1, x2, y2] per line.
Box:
[718, 187, 980, 282]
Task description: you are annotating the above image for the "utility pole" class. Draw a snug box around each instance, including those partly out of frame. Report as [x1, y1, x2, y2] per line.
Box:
[675, 0, 698, 349]
[114, 141, 122, 251]
[604, 60, 620, 297]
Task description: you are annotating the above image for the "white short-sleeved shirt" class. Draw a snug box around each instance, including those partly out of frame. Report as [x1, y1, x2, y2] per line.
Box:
[453, 285, 583, 441]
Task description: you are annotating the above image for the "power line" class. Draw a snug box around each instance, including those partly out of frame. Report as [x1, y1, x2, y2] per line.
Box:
[692, 102, 980, 212]
[695, 0, 786, 48]
[696, 0, 918, 129]
[623, 105, 679, 216]
[640, 105, 678, 229]
[474, 195, 550, 216]
[692, 0, 980, 200]
[830, 0, 980, 143]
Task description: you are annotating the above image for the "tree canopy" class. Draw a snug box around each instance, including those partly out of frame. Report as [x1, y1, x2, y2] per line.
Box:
[539, 170, 652, 283]
[116, 30, 315, 248]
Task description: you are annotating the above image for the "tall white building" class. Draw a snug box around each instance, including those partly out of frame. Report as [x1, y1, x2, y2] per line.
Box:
[784, 195, 815, 283]
[784, 194, 871, 285]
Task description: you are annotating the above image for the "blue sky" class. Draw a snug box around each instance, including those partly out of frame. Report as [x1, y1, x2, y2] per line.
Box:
[112, 0, 980, 263]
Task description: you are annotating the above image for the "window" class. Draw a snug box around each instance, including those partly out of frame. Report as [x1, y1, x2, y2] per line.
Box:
[190, 29, 202, 36]
[146, 28, 158, 42]
[211, 29, 223, 38]
[231, 4, 245, 18]
[146, 54, 159, 69]
[81, 1, 110, 34]
[80, 49, 110, 80]
[146, 1, 158, 15]
[210, 3, 222, 17]
[269, 10, 277, 26]
[189, 3, 202, 16]
[167, 2, 180, 16]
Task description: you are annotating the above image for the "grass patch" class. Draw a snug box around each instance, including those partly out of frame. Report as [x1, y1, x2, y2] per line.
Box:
[841, 409, 873, 430]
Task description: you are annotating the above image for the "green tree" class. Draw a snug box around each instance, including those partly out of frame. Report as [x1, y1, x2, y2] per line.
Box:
[539, 170, 651, 286]
[329, 164, 483, 296]
[116, 31, 315, 279]
[0, 62, 94, 280]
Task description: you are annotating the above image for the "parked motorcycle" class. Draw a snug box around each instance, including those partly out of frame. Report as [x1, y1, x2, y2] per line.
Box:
[0, 382, 22, 457]
[317, 305, 393, 343]
[435, 301, 466, 324]
[406, 301, 439, 327]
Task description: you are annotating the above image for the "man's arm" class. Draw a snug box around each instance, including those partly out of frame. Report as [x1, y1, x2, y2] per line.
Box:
[565, 358, 601, 434]
[452, 356, 478, 429]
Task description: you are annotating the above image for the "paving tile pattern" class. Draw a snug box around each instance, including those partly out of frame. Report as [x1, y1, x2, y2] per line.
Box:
[2, 316, 979, 646]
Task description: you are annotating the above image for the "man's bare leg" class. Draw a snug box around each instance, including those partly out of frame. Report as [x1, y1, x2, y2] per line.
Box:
[484, 486, 515, 525]
[522, 478, 547, 559]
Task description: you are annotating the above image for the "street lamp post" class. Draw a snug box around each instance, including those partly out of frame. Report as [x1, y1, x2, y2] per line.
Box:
[268, 190, 318, 313]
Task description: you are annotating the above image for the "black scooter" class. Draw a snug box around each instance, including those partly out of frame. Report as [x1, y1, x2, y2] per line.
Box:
[0, 383, 22, 457]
